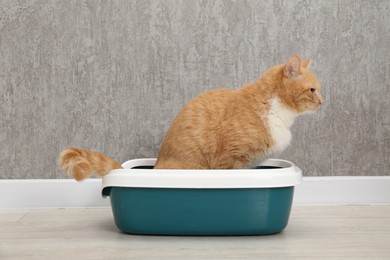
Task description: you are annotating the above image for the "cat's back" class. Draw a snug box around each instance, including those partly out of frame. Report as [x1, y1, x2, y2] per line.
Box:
[165, 88, 235, 136]
[182, 88, 234, 118]
[155, 88, 235, 168]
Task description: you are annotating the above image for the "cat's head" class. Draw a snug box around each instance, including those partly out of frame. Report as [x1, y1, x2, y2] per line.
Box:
[277, 55, 323, 114]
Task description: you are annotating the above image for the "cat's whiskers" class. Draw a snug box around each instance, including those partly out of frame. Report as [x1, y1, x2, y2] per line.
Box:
[302, 107, 317, 115]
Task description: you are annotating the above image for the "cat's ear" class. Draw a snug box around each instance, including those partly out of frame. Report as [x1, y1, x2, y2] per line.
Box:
[301, 58, 312, 70]
[284, 55, 301, 78]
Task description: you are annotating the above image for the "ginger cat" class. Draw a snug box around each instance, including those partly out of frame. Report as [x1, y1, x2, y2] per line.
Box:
[59, 55, 323, 181]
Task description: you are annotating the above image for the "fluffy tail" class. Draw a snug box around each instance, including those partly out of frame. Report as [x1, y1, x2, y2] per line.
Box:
[58, 148, 123, 181]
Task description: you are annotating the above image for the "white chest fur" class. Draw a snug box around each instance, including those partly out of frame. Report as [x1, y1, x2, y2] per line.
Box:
[267, 97, 297, 155]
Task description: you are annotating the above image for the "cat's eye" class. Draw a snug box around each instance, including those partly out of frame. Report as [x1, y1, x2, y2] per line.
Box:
[310, 88, 316, 93]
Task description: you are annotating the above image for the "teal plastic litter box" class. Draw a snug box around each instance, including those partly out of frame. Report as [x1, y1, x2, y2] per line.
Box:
[102, 158, 302, 236]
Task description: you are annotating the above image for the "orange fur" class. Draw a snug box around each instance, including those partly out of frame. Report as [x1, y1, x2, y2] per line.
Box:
[59, 55, 322, 180]
[58, 148, 122, 181]
[155, 55, 322, 169]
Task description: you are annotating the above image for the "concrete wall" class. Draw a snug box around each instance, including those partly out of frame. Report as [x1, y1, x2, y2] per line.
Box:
[1, 0, 389, 178]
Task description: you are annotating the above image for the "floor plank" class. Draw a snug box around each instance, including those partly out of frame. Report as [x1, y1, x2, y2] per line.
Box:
[0, 209, 28, 223]
[0, 206, 389, 259]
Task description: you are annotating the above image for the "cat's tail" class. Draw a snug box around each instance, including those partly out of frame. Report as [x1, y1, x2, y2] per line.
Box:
[58, 148, 123, 181]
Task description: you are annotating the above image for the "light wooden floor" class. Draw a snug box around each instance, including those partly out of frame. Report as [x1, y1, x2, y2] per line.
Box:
[1, 206, 389, 259]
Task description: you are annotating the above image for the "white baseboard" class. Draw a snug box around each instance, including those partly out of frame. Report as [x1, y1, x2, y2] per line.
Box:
[294, 176, 390, 205]
[0, 179, 109, 208]
[0, 177, 389, 208]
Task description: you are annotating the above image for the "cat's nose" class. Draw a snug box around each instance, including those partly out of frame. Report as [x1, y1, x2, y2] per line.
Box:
[319, 99, 324, 105]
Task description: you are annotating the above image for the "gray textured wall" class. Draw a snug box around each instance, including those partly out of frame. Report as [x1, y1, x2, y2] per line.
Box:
[1, 0, 389, 179]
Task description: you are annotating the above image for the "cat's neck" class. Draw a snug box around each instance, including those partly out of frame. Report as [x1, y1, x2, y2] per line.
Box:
[268, 96, 297, 128]
[242, 65, 284, 95]
[256, 64, 285, 89]
[240, 65, 298, 128]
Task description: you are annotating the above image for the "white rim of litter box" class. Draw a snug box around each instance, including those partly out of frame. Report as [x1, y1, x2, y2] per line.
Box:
[102, 158, 302, 189]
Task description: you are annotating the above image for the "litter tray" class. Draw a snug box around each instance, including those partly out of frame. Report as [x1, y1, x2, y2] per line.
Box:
[102, 158, 302, 236]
